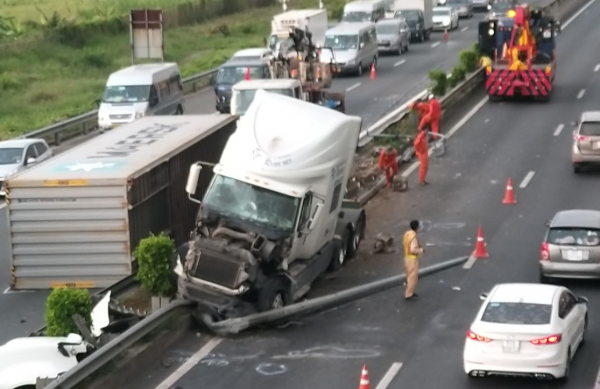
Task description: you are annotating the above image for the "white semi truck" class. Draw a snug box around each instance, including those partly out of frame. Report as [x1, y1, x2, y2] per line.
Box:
[176, 90, 366, 319]
[230, 79, 345, 116]
[268, 9, 328, 59]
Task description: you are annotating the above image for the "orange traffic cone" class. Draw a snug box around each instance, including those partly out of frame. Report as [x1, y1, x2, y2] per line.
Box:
[359, 365, 371, 389]
[502, 177, 517, 204]
[244, 66, 250, 80]
[473, 226, 489, 258]
[370, 63, 377, 80]
[444, 29, 448, 41]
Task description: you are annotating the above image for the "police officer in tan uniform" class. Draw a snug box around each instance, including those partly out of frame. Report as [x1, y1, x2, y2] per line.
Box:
[403, 220, 424, 301]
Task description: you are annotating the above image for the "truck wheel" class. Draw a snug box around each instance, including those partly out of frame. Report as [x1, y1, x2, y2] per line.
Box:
[347, 216, 365, 259]
[257, 278, 291, 312]
[329, 229, 350, 271]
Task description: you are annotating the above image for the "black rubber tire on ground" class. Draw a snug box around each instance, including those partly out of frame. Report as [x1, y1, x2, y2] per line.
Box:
[357, 63, 363, 76]
[419, 31, 424, 42]
[580, 314, 588, 346]
[574, 164, 581, 174]
[176, 105, 184, 114]
[347, 215, 365, 259]
[559, 349, 571, 381]
[328, 229, 350, 271]
[257, 278, 291, 312]
[539, 272, 551, 283]
[488, 95, 502, 102]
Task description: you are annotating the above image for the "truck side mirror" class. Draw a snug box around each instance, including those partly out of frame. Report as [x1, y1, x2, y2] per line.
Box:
[544, 220, 551, 227]
[186, 162, 202, 198]
[571, 120, 578, 127]
[479, 293, 488, 301]
[307, 203, 324, 231]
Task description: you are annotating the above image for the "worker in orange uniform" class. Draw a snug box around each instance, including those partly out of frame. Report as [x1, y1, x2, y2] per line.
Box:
[414, 127, 429, 185]
[408, 101, 430, 123]
[403, 219, 424, 301]
[378, 146, 398, 188]
[421, 94, 441, 140]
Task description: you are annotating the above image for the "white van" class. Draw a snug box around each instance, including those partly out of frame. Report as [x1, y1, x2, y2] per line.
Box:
[97, 63, 184, 132]
[341, 0, 386, 23]
[320, 22, 378, 77]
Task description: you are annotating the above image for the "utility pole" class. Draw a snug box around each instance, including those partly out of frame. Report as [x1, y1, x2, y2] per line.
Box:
[282, 0, 288, 11]
[319, 0, 324, 9]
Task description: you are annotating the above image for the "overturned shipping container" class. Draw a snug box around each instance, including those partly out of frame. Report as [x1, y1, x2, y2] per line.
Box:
[5, 115, 237, 289]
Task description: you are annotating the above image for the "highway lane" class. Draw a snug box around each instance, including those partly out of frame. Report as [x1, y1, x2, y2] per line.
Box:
[184, 15, 485, 128]
[119, 1, 600, 388]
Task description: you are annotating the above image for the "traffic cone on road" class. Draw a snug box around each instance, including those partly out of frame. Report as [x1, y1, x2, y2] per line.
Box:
[370, 63, 377, 80]
[444, 29, 448, 41]
[359, 365, 371, 389]
[473, 226, 489, 258]
[502, 177, 517, 204]
[244, 66, 250, 80]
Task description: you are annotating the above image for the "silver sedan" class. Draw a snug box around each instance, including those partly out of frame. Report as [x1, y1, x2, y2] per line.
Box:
[540, 209, 600, 282]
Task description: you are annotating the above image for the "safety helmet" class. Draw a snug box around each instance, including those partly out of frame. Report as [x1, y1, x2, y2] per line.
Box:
[428, 93, 435, 100]
[408, 101, 415, 109]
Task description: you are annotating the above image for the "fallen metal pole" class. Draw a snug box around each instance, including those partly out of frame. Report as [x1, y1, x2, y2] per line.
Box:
[203, 256, 468, 336]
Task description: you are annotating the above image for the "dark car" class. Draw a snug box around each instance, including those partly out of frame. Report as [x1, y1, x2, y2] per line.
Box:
[394, 9, 431, 42]
[212, 59, 272, 114]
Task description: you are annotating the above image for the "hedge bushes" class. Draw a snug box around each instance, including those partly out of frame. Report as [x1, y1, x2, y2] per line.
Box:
[428, 45, 482, 96]
[135, 233, 177, 298]
[45, 288, 93, 337]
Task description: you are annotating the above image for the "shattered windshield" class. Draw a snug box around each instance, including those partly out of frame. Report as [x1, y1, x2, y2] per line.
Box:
[203, 175, 301, 232]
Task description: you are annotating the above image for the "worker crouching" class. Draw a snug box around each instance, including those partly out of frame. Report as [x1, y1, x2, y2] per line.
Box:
[419, 94, 441, 140]
[378, 146, 398, 188]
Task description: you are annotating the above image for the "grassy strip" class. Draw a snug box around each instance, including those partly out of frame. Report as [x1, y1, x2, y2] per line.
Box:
[0, 0, 349, 139]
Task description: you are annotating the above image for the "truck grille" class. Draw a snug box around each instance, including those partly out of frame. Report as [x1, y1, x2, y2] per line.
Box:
[109, 114, 132, 120]
[192, 246, 245, 290]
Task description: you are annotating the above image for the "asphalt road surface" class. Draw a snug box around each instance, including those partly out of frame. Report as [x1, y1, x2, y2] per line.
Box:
[119, 1, 600, 388]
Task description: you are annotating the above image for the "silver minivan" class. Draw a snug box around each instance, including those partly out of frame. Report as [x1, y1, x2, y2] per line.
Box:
[571, 111, 600, 173]
[321, 22, 378, 77]
[376, 18, 410, 55]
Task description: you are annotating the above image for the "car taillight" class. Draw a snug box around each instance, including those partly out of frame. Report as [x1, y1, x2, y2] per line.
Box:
[467, 330, 491, 342]
[575, 134, 589, 141]
[531, 334, 561, 345]
[541, 242, 550, 261]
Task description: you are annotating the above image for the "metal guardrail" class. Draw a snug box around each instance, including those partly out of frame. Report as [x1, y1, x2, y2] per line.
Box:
[20, 68, 218, 148]
[45, 299, 194, 389]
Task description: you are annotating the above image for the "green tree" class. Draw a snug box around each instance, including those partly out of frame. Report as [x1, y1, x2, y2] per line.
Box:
[45, 288, 93, 337]
[135, 233, 176, 298]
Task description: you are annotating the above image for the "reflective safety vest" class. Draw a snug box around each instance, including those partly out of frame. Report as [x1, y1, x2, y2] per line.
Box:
[403, 230, 418, 259]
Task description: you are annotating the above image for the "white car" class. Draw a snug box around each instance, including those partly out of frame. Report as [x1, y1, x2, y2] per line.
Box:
[464, 283, 588, 380]
[432, 7, 459, 31]
[0, 138, 53, 197]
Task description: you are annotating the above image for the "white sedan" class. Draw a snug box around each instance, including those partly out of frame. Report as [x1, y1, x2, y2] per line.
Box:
[432, 7, 459, 31]
[464, 283, 588, 381]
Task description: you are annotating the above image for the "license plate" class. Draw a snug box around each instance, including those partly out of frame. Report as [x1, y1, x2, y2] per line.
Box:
[593, 142, 600, 150]
[502, 340, 520, 353]
[564, 250, 583, 261]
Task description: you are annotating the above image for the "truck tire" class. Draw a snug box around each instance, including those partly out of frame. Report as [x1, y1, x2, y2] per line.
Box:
[328, 229, 350, 271]
[347, 215, 365, 259]
[257, 278, 291, 312]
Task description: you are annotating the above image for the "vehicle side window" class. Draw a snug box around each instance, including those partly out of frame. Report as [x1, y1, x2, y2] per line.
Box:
[263, 66, 271, 78]
[149, 85, 159, 107]
[169, 75, 183, 93]
[34, 142, 48, 156]
[330, 183, 342, 213]
[25, 145, 37, 161]
[368, 28, 377, 42]
[297, 195, 313, 231]
[158, 80, 170, 98]
[558, 292, 576, 318]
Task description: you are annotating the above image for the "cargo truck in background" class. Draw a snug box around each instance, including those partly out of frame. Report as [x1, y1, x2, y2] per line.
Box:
[3, 115, 237, 289]
[393, 0, 433, 42]
[269, 9, 328, 60]
[230, 80, 345, 116]
[176, 90, 367, 320]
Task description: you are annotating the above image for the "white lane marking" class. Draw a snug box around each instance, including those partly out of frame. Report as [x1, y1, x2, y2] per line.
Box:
[562, 0, 596, 29]
[553, 123, 565, 137]
[431, 42, 440, 48]
[463, 254, 477, 270]
[595, 64, 600, 72]
[519, 171, 535, 189]
[375, 362, 403, 389]
[577, 89, 586, 99]
[346, 83, 361, 92]
[461, 26, 469, 32]
[394, 59, 406, 67]
[401, 96, 488, 178]
[154, 338, 223, 389]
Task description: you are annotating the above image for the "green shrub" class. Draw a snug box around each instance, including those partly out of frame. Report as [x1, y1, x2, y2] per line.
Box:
[135, 233, 176, 298]
[448, 64, 466, 87]
[459, 49, 480, 73]
[0, 72, 20, 90]
[45, 288, 93, 337]
[471, 42, 480, 55]
[428, 69, 448, 96]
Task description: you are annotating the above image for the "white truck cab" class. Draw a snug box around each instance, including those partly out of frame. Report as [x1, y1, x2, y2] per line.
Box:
[97, 63, 185, 132]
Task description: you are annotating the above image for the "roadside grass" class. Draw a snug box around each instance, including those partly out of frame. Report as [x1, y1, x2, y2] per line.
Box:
[0, 0, 347, 139]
